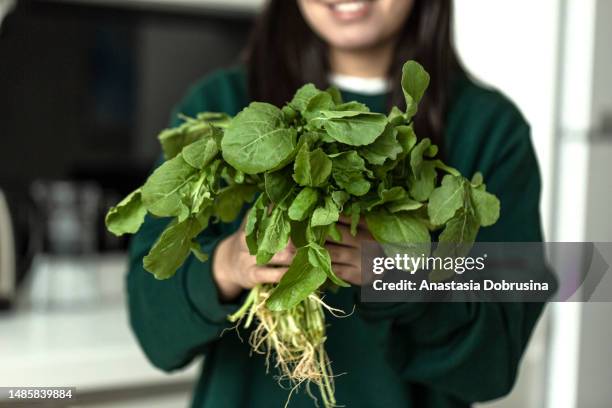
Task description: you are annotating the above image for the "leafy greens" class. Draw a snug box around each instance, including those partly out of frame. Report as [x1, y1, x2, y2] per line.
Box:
[106, 60, 500, 309]
[105, 60, 501, 408]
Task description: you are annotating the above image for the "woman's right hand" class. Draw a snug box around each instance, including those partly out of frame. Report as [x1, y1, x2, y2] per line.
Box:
[212, 224, 294, 302]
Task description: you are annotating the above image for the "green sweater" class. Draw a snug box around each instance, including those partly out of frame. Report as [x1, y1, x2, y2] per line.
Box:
[127, 67, 545, 408]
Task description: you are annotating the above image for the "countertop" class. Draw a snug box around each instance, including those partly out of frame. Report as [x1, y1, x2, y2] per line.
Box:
[0, 254, 199, 399]
[0, 305, 199, 393]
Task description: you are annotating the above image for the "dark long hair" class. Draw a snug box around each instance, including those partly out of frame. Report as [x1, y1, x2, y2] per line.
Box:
[244, 0, 463, 148]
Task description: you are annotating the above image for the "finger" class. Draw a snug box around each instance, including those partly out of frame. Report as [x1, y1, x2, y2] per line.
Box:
[338, 215, 351, 226]
[268, 239, 297, 264]
[327, 243, 359, 267]
[249, 266, 288, 285]
[331, 263, 361, 286]
[267, 247, 295, 266]
[356, 226, 374, 241]
[287, 239, 296, 251]
[239, 210, 251, 230]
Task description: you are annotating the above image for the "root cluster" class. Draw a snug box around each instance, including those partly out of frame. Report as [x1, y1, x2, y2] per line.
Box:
[228, 284, 340, 408]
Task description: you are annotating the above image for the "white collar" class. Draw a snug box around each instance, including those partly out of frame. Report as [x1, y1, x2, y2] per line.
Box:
[328, 73, 391, 95]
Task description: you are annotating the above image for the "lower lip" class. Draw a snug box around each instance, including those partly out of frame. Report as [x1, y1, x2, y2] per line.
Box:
[327, 1, 373, 21]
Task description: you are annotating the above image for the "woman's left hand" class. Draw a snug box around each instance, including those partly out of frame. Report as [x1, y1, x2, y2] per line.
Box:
[326, 216, 374, 286]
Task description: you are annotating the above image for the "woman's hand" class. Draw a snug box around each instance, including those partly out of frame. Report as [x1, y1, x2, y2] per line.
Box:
[212, 224, 295, 301]
[326, 216, 374, 286]
[212, 215, 372, 300]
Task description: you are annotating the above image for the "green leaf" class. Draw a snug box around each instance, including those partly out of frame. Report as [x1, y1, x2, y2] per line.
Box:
[326, 86, 343, 105]
[191, 185, 212, 217]
[349, 202, 361, 236]
[427, 175, 465, 226]
[187, 167, 215, 218]
[401, 60, 430, 118]
[105, 189, 147, 236]
[195, 112, 231, 128]
[141, 154, 197, 219]
[331, 151, 371, 196]
[299, 131, 324, 149]
[221, 102, 297, 174]
[306, 225, 329, 248]
[388, 106, 405, 125]
[214, 184, 256, 223]
[387, 196, 424, 213]
[438, 209, 480, 246]
[288, 187, 319, 221]
[433, 159, 461, 177]
[396, 125, 417, 153]
[265, 168, 296, 208]
[365, 210, 431, 245]
[302, 92, 335, 121]
[182, 137, 218, 169]
[257, 206, 291, 263]
[143, 218, 202, 279]
[327, 222, 342, 242]
[290, 219, 309, 248]
[410, 138, 431, 175]
[408, 139, 437, 201]
[380, 186, 407, 202]
[470, 187, 500, 227]
[312, 196, 340, 227]
[194, 204, 213, 231]
[335, 101, 369, 112]
[203, 158, 222, 186]
[425, 144, 438, 158]
[432, 209, 480, 280]
[266, 248, 327, 311]
[363, 185, 407, 211]
[360, 126, 403, 165]
[281, 105, 297, 123]
[307, 242, 350, 287]
[293, 144, 332, 187]
[331, 190, 350, 210]
[471, 172, 484, 187]
[245, 195, 266, 254]
[290, 84, 321, 112]
[308, 110, 387, 146]
[190, 240, 209, 262]
[158, 120, 212, 160]
[409, 161, 437, 202]
[256, 250, 275, 265]
[233, 169, 245, 184]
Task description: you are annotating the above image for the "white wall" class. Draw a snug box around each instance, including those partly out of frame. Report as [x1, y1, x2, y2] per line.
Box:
[573, 0, 612, 406]
[590, 0, 612, 128]
[454, 0, 561, 241]
[453, 2, 562, 408]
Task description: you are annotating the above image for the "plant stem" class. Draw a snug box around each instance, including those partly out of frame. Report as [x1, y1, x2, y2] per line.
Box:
[228, 286, 257, 323]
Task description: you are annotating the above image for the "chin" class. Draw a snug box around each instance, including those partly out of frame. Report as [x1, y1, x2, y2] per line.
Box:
[325, 27, 387, 51]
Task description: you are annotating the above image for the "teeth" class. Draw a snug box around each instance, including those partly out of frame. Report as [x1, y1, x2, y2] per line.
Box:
[333, 1, 366, 13]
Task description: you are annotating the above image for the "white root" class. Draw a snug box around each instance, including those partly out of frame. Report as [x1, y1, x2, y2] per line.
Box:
[229, 284, 342, 408]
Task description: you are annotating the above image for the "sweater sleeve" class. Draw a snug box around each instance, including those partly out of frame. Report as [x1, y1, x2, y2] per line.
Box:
[125, 78, 243, 372]
[358, 100, 548, 402]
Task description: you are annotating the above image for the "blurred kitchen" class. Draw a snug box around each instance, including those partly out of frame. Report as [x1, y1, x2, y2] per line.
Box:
[0, 0, 257, 406]
[0, 0, 611, 407]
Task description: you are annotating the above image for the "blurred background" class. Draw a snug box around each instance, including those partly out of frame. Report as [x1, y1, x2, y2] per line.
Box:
[0, 0, 610, 407]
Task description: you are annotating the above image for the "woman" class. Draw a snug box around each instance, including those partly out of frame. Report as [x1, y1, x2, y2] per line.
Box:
[128, 0, 545, 407]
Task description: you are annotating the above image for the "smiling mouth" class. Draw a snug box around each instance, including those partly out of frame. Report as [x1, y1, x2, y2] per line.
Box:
[323, 0, 375, 21]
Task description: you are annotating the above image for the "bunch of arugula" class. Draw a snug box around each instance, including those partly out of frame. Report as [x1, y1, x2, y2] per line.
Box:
[105, 61, 500, 407]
